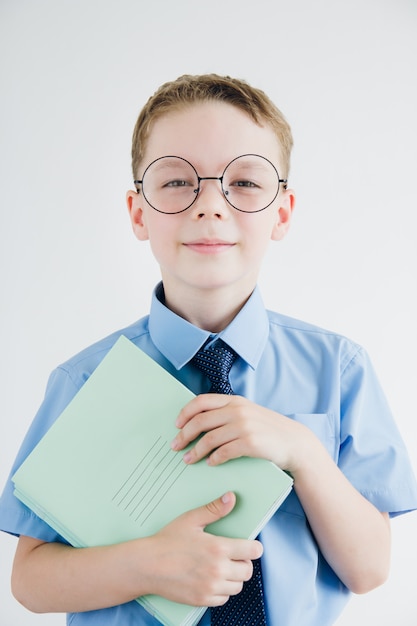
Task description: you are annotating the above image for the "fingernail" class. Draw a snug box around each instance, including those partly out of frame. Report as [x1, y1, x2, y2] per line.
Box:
[170, 438, 178, 450]
[183, 451, 192, 463]
[221, 492, 231, 503]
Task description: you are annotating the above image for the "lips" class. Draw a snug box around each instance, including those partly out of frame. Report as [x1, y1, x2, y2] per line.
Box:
[184, 239, 235, 254]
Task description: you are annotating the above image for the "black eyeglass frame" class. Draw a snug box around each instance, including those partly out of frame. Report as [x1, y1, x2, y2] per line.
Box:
[133, 154, 288, 214]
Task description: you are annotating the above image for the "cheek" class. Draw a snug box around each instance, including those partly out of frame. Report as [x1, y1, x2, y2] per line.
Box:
[242, 216, 276, 249]
[146, 219, 177, 260]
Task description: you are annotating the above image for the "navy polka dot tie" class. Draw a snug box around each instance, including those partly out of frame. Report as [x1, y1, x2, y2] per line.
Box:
[191, 339, 267, 626]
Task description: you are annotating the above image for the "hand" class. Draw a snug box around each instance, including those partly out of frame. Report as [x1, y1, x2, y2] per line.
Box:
[146, 492, 263, 607]
[12, 493, 262, 612]
[171, 394, 310, 471]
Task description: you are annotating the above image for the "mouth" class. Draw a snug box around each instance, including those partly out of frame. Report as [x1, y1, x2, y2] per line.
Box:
[183, 239, 236, 254]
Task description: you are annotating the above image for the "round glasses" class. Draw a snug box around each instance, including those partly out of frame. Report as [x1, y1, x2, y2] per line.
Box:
[134, 154, 287, 214]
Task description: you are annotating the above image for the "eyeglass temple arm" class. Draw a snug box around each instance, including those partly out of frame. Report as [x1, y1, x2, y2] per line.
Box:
[134, 177, 288, 188]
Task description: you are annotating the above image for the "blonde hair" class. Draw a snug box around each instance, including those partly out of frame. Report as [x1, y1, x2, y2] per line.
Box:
[131, 74, 293, 179]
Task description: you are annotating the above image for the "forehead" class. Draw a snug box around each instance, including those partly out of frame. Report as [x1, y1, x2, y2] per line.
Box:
[143, 101, 282, 171]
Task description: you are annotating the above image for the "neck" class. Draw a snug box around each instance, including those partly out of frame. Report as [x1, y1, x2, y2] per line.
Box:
[161, 282, 254, 333]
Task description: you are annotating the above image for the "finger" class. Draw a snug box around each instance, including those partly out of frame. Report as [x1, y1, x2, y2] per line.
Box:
[211, 580, 245, 603]
[229, 539, 264, 562]
[205, 559, 260, 606]
[206, 438, 248, 466]
[226, 558, 254, 583]
[182, 426, 240, 464]
[183, 492, 236, 529]
[172, 406, 238, 453]
[176, 394, 233, 428]
[208, 588, 242, 607]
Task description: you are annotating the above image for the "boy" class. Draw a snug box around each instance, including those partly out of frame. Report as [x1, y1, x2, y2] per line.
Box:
[1, 74, 416, 626]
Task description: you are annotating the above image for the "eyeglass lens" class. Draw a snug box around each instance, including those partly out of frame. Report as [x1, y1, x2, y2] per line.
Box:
[139, 155, 280, 214]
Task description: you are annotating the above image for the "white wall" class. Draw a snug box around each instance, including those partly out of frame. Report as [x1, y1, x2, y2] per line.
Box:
[1, 0, 416, 624]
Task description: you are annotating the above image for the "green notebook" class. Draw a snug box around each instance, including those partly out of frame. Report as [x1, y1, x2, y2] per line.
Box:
[12, 335, 293, 626]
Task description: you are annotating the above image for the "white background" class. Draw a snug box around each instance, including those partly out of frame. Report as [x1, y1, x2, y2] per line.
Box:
[1, 0, 416, 624]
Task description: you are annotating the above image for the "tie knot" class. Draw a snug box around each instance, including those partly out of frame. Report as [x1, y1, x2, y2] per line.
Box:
[191, 338, 238, 394]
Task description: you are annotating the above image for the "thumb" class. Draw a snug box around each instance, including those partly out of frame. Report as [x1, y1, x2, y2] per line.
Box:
[190, 491, 236, 530]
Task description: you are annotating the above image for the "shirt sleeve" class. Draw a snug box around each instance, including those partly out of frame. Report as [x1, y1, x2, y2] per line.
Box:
[0, 366, 81, 541]
[338, 346, 417, 516]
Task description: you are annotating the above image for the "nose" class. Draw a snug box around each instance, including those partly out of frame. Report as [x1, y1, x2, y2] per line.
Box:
[191, 177, 230, 219]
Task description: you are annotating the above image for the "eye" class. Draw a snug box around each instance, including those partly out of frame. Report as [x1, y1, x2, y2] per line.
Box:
[164, 179, 193, 188]
[232, 180, 258, 188]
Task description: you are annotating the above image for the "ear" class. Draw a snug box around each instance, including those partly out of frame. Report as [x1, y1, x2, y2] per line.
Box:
[126, 190, 149, 241]
[270, 188, 295, 241]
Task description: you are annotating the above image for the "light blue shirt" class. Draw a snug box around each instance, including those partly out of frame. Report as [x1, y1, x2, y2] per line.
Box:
[1, 283, 417, 626]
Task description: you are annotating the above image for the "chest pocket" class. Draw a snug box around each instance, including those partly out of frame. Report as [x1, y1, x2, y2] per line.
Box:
[290, 412, 338, 460]
[277, 413, 338, 519]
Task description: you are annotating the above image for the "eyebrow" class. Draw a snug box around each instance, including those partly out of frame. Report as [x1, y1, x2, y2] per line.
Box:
[151, 158, 190, 171]
[230, 160, 270, 171]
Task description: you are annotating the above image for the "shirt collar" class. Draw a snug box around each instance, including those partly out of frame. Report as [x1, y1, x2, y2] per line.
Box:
[148, 282, 269, 370]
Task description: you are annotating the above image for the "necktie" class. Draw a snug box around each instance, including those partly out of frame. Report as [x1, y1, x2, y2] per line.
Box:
[191, 339, 267, 626]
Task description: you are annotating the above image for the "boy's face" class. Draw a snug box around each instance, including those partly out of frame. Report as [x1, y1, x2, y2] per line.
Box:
[127, 101, 294, 314]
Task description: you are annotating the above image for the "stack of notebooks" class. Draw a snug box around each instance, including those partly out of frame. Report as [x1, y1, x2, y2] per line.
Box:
[12, 335, 293, 626]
